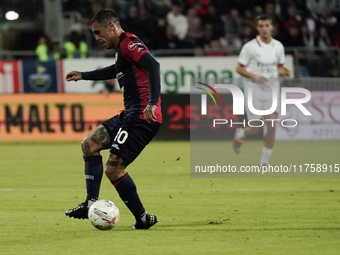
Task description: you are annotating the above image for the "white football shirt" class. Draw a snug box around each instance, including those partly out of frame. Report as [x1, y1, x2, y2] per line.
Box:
[238, 36, 285, 79]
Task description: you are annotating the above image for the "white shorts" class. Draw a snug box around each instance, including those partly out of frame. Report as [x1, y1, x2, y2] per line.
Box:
[243, 79, 280, 120]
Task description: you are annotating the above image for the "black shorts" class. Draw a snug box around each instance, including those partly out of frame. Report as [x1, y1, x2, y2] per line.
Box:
[102, 112, 161, 163]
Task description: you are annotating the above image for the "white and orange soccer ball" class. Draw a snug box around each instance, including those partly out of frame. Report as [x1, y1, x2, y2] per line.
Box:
[88, 200, 120, 230]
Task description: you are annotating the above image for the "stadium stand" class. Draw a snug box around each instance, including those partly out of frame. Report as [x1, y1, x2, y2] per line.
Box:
[0, 0, 339, 77]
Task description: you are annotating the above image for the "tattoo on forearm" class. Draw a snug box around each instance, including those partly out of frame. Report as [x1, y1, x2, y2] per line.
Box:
[91, 127, 111, 149]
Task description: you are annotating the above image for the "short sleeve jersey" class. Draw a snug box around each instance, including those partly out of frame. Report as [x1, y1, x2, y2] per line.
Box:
[115, 32, 162, 123]
[238, 36, 285, 79]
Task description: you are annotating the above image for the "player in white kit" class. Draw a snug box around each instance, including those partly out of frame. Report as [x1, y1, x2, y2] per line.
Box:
[233, 14, 291, 166]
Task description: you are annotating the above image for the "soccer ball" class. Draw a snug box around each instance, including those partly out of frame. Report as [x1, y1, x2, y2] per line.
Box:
[88, 199, 120, 230]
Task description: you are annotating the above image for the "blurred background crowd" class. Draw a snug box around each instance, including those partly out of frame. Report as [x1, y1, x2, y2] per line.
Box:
[0, 0, 340, 77]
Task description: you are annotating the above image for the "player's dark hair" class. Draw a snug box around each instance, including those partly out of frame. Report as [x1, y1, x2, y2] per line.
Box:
[91, 9, 120, 27]
[255, 14, 272, 24]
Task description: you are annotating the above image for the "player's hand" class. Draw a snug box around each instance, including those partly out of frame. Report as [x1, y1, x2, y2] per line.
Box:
[283, 66, 291, 77]
[254, 75, 267, 84]
[279, 66, 291, 78]
[65, 71, 82, 82]
[143, 105, 157, 124]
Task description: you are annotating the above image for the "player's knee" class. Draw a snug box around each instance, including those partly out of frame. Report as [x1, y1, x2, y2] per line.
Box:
[257, 127, 263, 134]
[251, 126, 262, 135]
[105, 163, 126, 181]
[81, 135, 97, 156]
[105, 154, 127, 181]
[81, 135, 90, 155]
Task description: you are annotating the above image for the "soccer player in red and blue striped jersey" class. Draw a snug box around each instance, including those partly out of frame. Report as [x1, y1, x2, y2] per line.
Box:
[65, 9, 161, 229]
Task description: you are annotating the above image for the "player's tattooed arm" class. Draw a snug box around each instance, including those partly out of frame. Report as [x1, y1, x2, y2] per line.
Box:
[74, 71, 81, 77]
[91, 126, 111, 149]
[65, 70, 82, 81]
[143, 105, 157, 124]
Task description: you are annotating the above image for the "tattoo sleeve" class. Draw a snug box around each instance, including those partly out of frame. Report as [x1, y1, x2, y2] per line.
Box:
[74, 71, 81, 77]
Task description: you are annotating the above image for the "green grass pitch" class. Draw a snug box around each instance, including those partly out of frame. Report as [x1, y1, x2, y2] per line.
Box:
[0, 140, 339, 255]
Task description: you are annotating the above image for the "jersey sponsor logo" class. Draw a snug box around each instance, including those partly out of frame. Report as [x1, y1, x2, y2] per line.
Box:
[128, 41, 137, 51]
[257, 62, 277, 67]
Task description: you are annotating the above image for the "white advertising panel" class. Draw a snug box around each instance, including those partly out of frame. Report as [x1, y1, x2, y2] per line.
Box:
[63, 58, 116, 93]
[276, 91, 340, 140]
[0, 61, 21, 94]
[63, 56, 294, 94]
